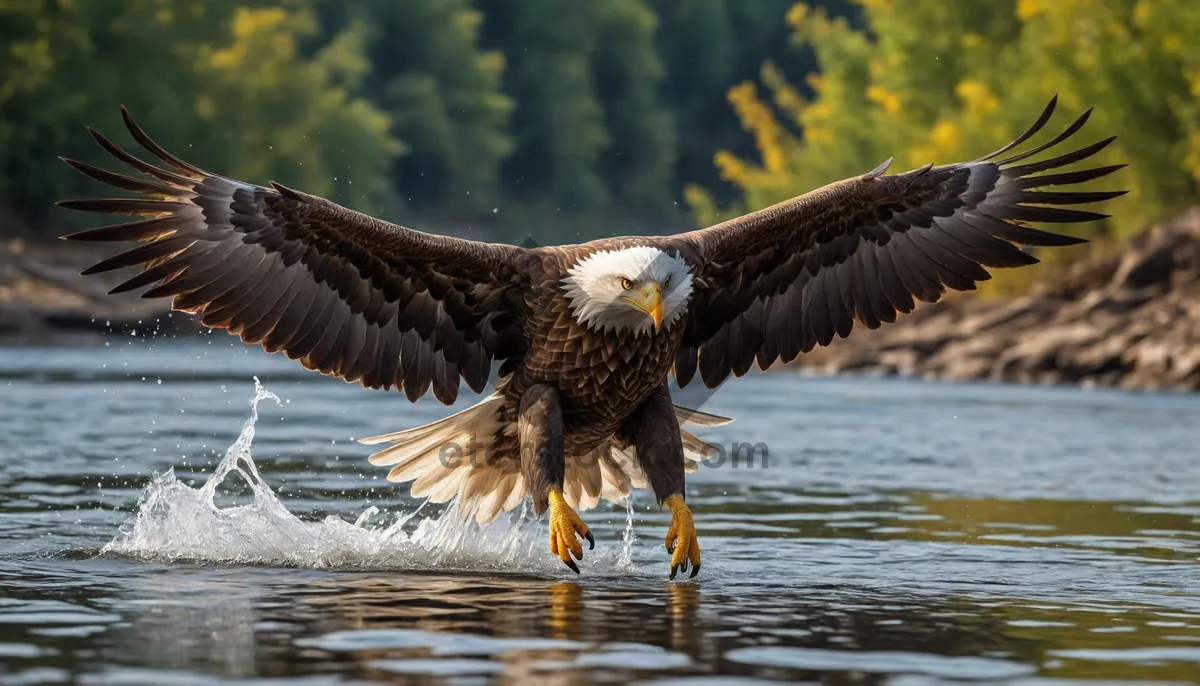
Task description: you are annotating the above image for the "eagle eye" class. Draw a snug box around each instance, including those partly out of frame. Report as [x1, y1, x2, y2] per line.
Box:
[662, 275, 671, 290]
[620, 277, 635, 290]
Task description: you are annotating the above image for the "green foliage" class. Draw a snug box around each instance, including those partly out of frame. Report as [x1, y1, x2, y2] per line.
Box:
[8, 0, 1192, 249]
[477, 0, 613, 215]
[652, 0, 851, 207]
[0, 0, 398, 231]
[0, 0, 852, 240]
[191, 6, 400, 212]
[691, 0, 1200, 242]
[593, 0, 676, 217]
[314, 0, 513, 215]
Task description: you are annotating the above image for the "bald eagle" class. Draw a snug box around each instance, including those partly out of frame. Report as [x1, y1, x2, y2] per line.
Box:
[60, 98, 1123, 578]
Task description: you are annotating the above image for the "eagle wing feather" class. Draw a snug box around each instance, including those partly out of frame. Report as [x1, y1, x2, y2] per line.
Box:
[666, 96, 1127, 388]
[60, 108, 531, 403]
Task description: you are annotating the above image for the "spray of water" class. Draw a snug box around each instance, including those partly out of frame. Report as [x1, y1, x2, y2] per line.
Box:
[103, 379, 645, 577]
[618, 497, 638, 568]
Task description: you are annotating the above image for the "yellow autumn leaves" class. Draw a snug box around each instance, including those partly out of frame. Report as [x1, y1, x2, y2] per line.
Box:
[694, 0, 1200, 245]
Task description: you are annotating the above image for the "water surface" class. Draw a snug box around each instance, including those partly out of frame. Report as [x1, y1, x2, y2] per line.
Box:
[1, 340, 1198, 684]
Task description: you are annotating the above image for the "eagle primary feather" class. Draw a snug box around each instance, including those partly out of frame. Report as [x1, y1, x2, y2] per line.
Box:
[62, 108, 529, 403]
[59, 98, 1124, 574]
[669, 96, 1125, 388]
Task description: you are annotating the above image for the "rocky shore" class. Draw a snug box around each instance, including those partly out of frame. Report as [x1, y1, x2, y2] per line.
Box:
[3, 210, 1198, 391]
[798, 209, 1200, 391]
[0, 239, 197, 343]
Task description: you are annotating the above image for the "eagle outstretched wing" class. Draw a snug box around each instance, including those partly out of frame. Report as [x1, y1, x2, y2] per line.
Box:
[667, 96, 1127, 388]
[60, 108, 531, 404]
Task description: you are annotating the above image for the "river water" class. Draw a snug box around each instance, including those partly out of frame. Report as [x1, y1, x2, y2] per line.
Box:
[0, 339, 1197, 684]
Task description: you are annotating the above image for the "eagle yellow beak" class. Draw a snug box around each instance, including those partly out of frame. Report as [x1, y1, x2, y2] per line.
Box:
[622, 281, 663, 331]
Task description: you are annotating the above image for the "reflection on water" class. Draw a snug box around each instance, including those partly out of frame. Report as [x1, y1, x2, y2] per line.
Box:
[11, 564, 1198, 683]
[0, 341, 1198, 684]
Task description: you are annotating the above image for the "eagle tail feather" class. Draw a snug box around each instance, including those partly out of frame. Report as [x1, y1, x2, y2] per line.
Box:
[360, 393, 523, 525]
[673, 404, 734, 427]
[359, 396, 728, 525]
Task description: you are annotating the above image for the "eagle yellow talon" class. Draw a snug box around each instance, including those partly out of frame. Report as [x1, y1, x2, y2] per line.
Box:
[664, 494, 702, 580]
[548, 489, 593, 574]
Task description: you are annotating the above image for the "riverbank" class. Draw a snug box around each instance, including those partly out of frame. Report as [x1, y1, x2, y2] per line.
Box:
[797, 208, 1200, 392]
[0, 239, 197, 343]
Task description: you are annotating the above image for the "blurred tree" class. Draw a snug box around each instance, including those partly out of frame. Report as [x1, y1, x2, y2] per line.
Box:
[33, 0, 1195, 251]
[1, 0, 864, 240]
[593, 0, 676, 220]
[0, 0, 210, 229]
[191, 6, 400, 211]
[476, 0, 613, 218]
[313, 0, 513, 215]
[0, 0, 398, 233]
[478, 0, 699, 236]
[689, 0, 1194, 243]
[652, 0, 854, 210]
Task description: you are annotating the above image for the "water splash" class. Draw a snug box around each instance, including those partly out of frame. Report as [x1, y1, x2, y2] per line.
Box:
[618, 497, 638, 567]
[103, 378, 641, 576]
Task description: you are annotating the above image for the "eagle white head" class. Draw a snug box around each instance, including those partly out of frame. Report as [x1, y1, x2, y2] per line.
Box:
[562, 246, 695, 336]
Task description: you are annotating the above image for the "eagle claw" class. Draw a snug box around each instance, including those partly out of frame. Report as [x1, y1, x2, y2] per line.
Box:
[664, 494, 702, 580]
[668, 561, 700, 580]
[548, 489, 592, 573]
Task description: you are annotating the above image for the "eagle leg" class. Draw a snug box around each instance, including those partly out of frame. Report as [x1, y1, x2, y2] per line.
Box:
[547, 489, 593, 574]
[625, 383, 702, 579]
[519, 384, 593, 574]
[665, 494, 701, 580]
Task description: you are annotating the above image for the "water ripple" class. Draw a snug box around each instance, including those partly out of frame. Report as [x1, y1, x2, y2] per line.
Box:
[1, 342, 1198, 683]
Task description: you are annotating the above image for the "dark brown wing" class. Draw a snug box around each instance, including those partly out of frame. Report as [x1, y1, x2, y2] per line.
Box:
[59, 107, 532, 404]
[667, 97, 1126, 388]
